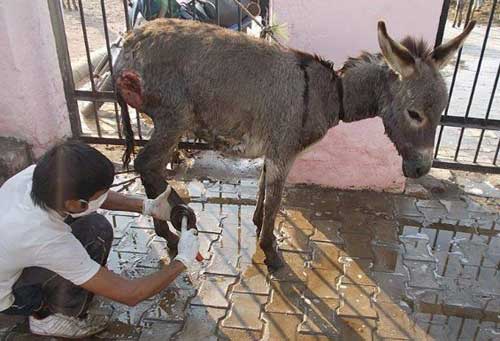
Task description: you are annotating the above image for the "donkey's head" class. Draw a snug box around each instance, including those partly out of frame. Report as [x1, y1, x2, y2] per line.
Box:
[377, 21, 475, 178]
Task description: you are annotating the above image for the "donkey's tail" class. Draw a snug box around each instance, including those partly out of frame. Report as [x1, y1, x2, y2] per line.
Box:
[116, 90, 135, 169]
[113, 47, 135, 169]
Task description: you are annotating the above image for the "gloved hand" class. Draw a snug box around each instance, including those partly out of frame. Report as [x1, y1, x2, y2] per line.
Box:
[173, 223, 200, 270]
[142, 186, 172, 221]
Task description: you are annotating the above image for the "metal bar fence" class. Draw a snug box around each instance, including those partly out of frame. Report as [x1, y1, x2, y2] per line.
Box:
[433, 0, 500, 173]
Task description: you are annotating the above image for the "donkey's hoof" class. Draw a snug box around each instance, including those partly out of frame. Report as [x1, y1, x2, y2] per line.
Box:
[164, 232, 180, 253]
[264, 252, 284, 270]
[167, 240, 179, 253]
[164, 169, 177, 179]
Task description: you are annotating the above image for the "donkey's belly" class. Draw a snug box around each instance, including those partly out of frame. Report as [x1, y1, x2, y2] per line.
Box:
[216, 133, 266, 158]
[194, 129, 266, 159]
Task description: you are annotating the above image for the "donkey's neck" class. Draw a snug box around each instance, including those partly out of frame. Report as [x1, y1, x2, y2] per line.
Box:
[338, 62, 389, 123]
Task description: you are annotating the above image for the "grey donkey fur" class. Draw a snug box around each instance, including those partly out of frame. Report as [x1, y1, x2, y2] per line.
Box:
[115, 18, 475, 268]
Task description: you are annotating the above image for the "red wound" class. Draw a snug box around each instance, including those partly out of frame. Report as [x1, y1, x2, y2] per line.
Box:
[116, 70, 143, 109]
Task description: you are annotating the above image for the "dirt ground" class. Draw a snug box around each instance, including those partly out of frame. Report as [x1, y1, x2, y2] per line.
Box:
[448, 0, 500, 26]
[63, 0, 126, 65]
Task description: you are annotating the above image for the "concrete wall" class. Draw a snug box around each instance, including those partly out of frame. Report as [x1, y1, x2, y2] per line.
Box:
[275, 0, 443, 191]
[0, 0, 71, 157]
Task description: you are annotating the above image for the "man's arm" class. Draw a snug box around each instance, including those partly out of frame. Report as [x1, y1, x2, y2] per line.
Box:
[100, 190, 143, 213]
[101, 189, 172, 222]
[81, 261, 185, 307]
[81, 220, 199, 307]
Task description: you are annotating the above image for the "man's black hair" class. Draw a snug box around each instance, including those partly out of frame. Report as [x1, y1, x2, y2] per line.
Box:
[31, 141, 115, 211]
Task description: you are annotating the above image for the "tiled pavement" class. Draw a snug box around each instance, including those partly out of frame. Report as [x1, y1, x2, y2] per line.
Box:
[1, 178, 499, 340]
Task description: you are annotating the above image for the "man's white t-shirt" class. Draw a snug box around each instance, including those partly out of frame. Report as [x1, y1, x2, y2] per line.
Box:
[0, 165, 101, 312]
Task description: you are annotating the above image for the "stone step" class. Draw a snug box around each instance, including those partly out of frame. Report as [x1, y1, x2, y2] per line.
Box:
[0, 137, 33, 186]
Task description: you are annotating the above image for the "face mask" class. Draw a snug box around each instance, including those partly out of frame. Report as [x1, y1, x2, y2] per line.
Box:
[67, 191, 109, 218]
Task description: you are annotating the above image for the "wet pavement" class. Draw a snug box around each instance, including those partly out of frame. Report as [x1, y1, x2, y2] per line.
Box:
[1, 173, 499, 340]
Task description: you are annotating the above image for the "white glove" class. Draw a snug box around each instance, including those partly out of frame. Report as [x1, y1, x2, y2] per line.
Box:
[174, 222, 200, 270]
[143, 186, 172, 221]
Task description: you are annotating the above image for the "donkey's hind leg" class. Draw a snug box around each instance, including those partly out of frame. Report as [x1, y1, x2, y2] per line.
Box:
[134, 120, 185, 251]
[253, 163, 266, 235]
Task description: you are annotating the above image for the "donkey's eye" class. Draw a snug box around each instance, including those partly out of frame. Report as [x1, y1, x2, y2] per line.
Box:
[407, 110, 423, 123]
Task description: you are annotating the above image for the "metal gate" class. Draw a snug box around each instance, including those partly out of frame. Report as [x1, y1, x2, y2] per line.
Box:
[433, 0, 500, 173]
[48, 0, 269, 151]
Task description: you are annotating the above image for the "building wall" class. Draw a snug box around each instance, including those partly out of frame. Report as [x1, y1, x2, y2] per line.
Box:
[0, 0, 71, 157]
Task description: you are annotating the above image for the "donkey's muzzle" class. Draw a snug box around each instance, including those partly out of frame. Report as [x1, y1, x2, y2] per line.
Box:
[402, 159, 432, 178]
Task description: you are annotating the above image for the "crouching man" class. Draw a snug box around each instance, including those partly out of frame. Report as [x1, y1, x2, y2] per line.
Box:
[0, 141, 199, 338]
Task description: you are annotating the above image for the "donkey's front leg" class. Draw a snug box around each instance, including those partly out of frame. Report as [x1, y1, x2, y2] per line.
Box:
[252, 164, 266, 235]
[259, 160, 289, 269]
[136, 167, 181, 251]
[135, 126, 183, 251]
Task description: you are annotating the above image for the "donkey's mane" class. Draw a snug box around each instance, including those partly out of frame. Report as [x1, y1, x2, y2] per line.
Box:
[293, 49, 336, 76]
[339, 36, 433, 73]
[314, 55, 336, 71]
[400, 37, 433, 58]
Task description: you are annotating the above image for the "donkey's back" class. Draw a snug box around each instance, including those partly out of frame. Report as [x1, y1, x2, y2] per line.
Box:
[118, 19, 336, 158]
[121, 21, 298, 135]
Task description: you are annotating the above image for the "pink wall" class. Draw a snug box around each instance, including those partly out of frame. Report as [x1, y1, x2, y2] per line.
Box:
[0, 0, 71, 157]
[275, 0, 443, 191]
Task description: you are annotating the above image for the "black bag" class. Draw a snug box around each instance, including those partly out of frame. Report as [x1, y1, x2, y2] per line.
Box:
[130, 0, 181, 24]
[130, 0, 255, 30]
[179, 0, 253, 28]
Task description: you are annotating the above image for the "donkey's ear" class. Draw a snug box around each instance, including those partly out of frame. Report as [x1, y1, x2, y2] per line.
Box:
[377, 21, 416, 78]
[430, 20, 475, 69]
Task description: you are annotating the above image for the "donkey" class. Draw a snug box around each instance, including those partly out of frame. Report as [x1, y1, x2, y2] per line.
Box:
[62, 0, 78, 11]
[453, 0, 483, 28]
[115, 18, 475, 268]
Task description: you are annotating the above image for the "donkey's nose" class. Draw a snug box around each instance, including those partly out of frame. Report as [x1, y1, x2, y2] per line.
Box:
[403, 159, 431, 178]
[413, 160, 432, 178]
[415, 165, 426, 178]
[415, 167, 425, 178]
